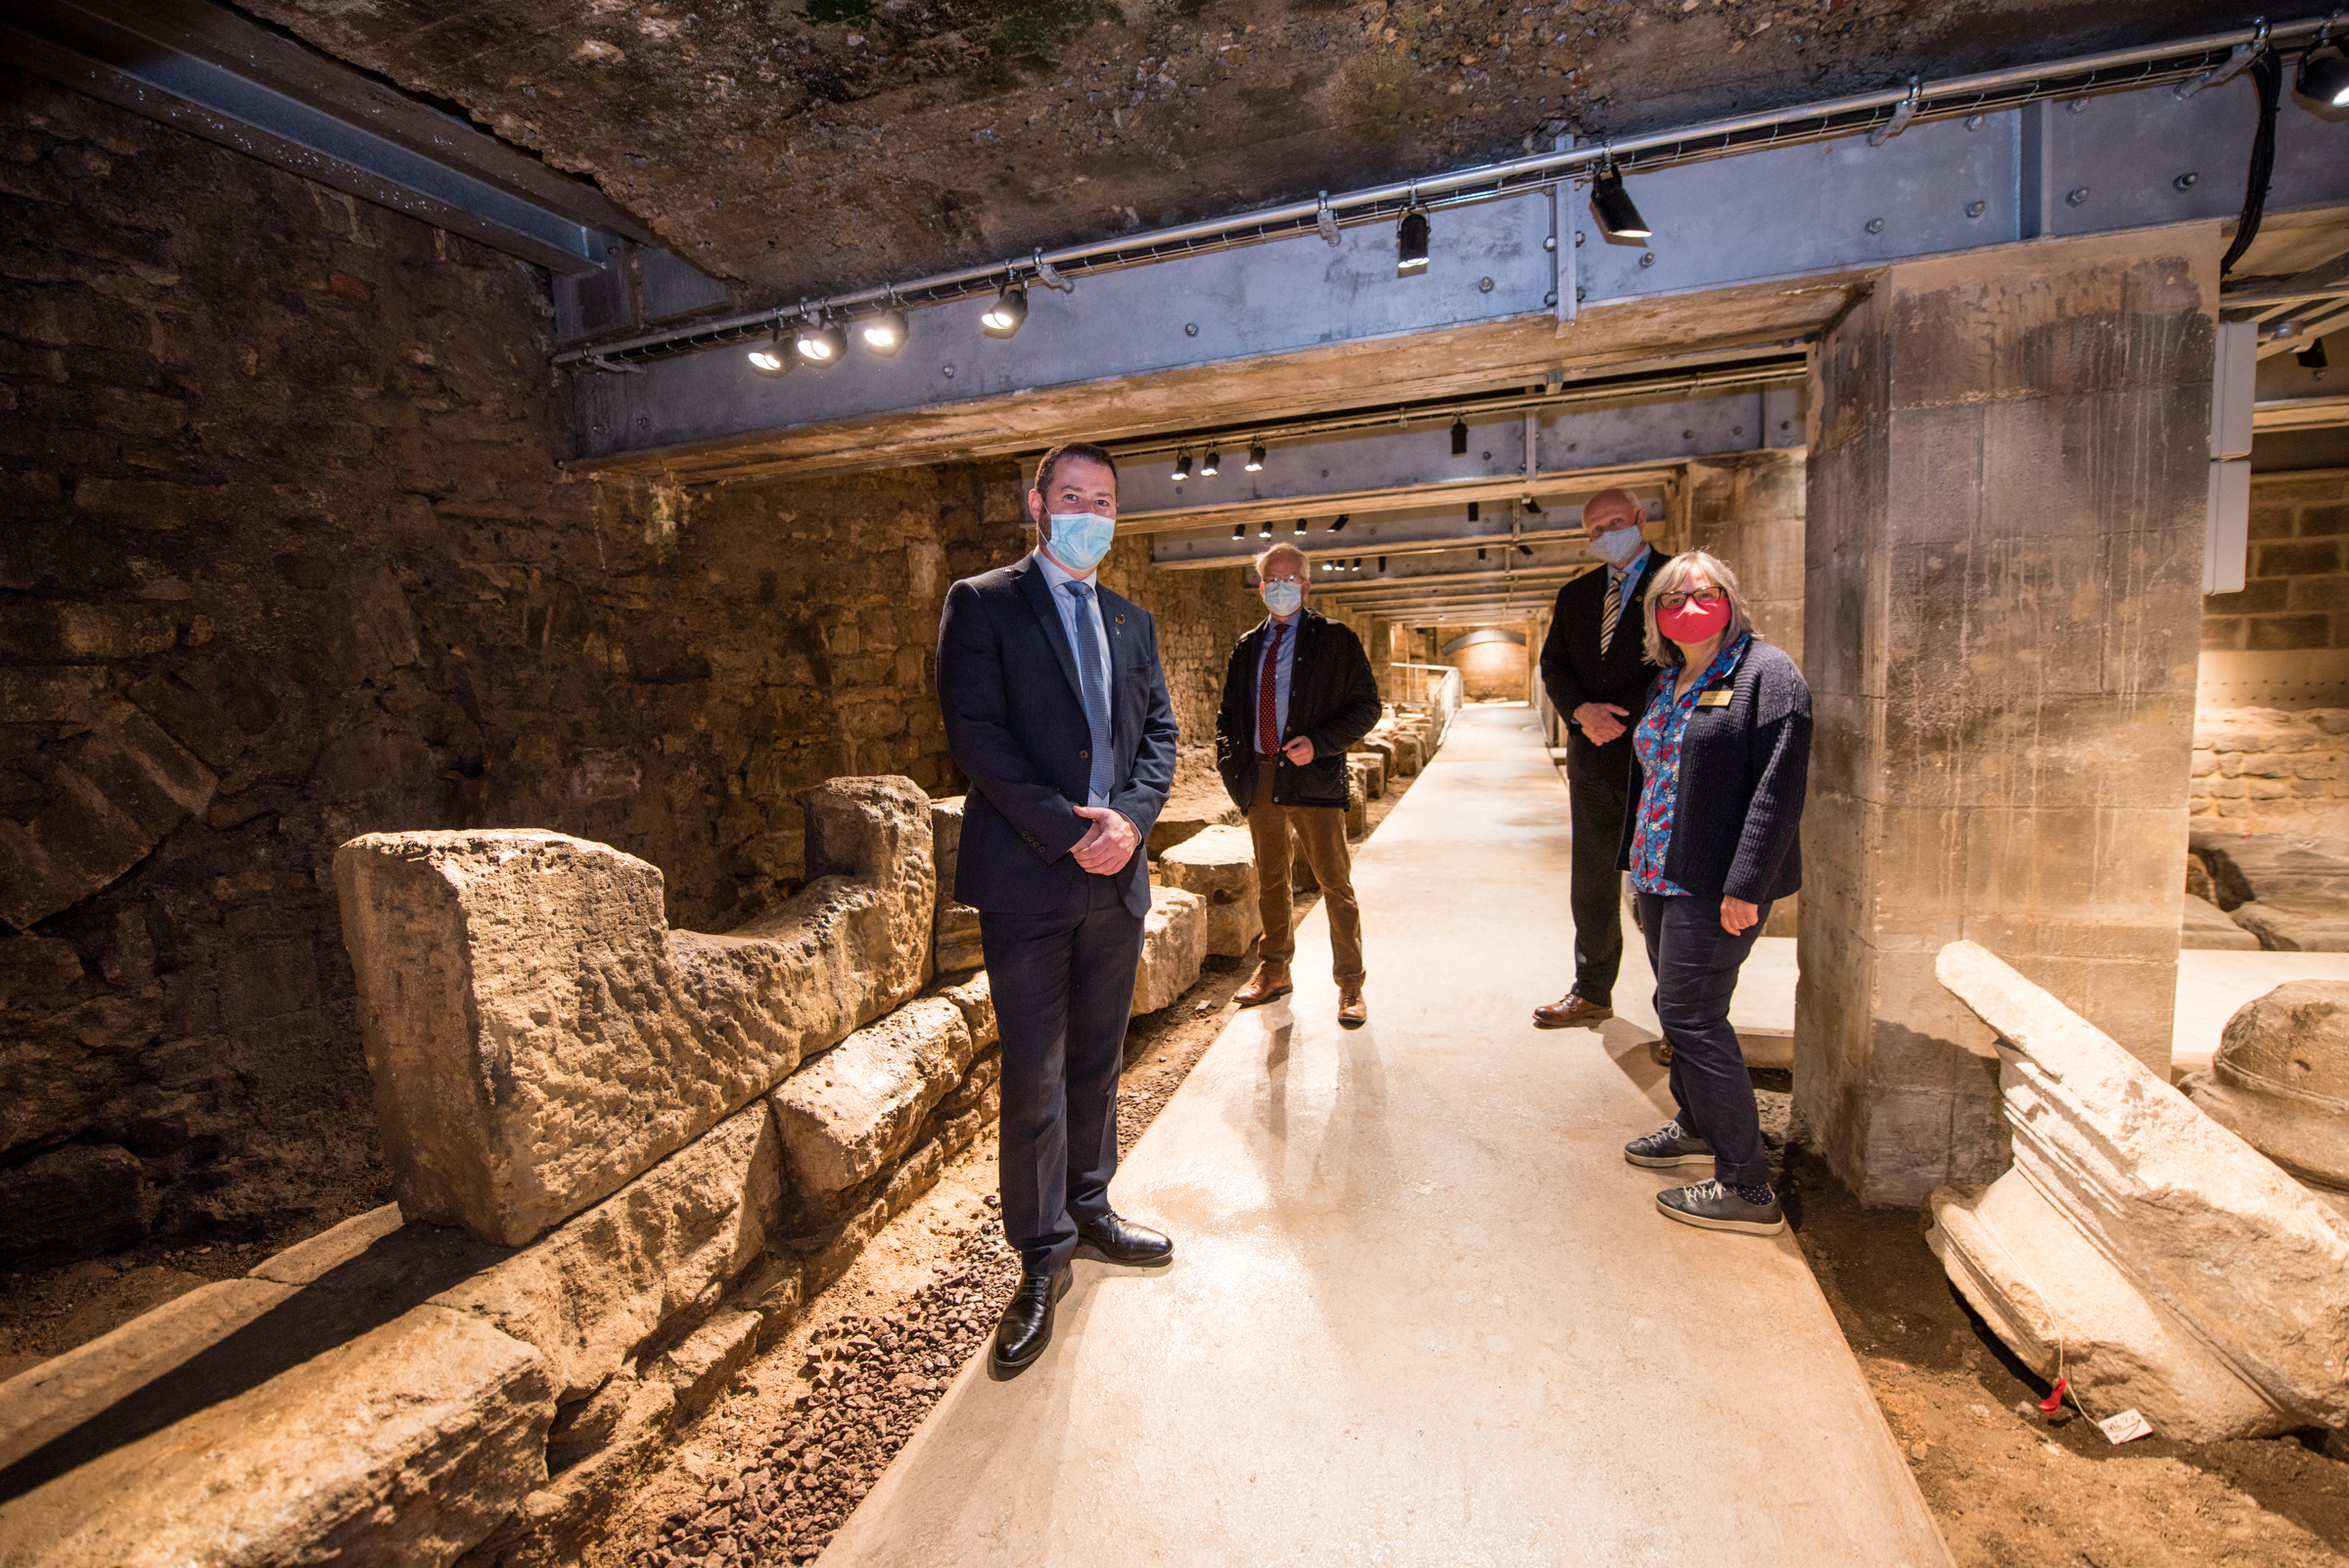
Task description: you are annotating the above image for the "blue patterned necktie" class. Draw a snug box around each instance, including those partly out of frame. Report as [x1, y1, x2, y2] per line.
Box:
[1065, 582, 1115, 803]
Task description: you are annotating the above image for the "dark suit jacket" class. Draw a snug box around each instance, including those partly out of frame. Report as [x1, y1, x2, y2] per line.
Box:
[1214, 610, 1382, 812]
[1616, 638, 1811, 903]
[936, 553, 1178, 918]
[1538, 552, 1664, 781]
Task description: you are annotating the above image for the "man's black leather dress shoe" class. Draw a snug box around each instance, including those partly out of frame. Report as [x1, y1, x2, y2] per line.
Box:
[1077, 1212, 1174, 1267]
[991, 1264, 1072, 1373]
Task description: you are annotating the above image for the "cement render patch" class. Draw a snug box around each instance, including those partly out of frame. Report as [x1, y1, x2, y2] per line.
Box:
[822, 706, 1952, 1568]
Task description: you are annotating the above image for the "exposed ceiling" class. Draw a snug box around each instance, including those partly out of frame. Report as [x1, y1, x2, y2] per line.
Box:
[235, 0, 2276, 308]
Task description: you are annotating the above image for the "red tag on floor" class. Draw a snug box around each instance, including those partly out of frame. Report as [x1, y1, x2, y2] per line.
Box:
[2039, 1378, 2069, 1415]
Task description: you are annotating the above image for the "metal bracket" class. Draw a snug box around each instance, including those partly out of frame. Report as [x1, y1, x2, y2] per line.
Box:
[1868, 77, 1922, 147]
[2178, 20, 2266, 99]
[1032, 251, 1077, 293]
[1315, 193, 1342, 249]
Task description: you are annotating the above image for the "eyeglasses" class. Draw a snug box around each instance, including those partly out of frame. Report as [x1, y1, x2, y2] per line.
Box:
[1656, 587, 1727, 612]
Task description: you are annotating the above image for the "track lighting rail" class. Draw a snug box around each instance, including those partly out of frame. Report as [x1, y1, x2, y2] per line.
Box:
[553, 17, 2329, 370]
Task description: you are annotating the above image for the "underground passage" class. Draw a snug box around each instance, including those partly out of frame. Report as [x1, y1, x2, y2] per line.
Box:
[4, 2, 2349, 1564]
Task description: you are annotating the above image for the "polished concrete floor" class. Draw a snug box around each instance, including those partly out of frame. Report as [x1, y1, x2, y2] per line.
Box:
[824, 704, 1951, 1567]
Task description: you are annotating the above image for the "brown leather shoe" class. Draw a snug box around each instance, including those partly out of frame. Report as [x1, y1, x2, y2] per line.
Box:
[1532, 993, 1614, 1030]
[1234, 964, 1293, 1007]
[1648, 1038, 1674, 1066]
[1337, 986, 1367, 1028]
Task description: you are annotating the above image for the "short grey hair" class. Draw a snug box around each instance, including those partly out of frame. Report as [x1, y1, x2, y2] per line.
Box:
[1641, 549, 1757, 668]
[1254, 542, 1308, 578]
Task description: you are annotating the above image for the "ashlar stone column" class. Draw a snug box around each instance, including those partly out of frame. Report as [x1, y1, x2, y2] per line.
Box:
[1796, 225, 2216, 1205]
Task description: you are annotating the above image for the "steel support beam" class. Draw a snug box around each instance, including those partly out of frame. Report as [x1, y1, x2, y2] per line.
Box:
[573, 78, 2347, 481]
[0, 0, 724, 341]
[1126, 387, 1797, 536]
[1155, 492, 1663, 572]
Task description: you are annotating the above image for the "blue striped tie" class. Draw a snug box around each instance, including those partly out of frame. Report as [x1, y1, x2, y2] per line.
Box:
[1065, 582, 1115, 803]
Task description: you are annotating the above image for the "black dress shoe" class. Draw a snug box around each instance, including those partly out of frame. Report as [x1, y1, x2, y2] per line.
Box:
[1077, 1212, 1174, 1267]
[991, 1264, 1072, 1373]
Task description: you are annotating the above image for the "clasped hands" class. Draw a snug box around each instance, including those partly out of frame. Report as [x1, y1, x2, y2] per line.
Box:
[1071, 806, 1140, 874]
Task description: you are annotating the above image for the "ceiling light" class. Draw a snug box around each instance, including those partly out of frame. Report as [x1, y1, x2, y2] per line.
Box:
[2300, 338, 2331, 370]
[1468, 501, 1480, 522]
[1258, 522, 1272, 538]
[793, 316, 847, 365]
[747, 328, 792, 379]
[1591, 167, 1652, 240]
[1377, 556, 1387, 571]
[1451, 418, 1469, 456]
[1201, 450, 1221, 477]
[1174, 451, 1193, 482]
[1329, 514, 1350, 532]
[2271, 319, 2302, 341]
[1245, 444, 1267, 472]
[860, 303, 909, 354]
[1397, 208, 1431, 275]
[1293, 520, 1307, 535]
[1517, 543, 1534, 556]
[2299, 41, 2349, 107]
[1233, 524, 1246, 538]
[981, 282, 1028, 338]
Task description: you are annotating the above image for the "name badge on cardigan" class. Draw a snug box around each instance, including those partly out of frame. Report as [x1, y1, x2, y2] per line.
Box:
[1697, 688, 1733, 707]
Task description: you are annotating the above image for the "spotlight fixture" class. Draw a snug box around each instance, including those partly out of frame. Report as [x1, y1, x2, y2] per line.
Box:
[1293, 519, 1307, 535]
[2301, 338, 2332, 370]
[1202, 450, 1221, 477]
[1397, 207, 1431, 275]
[981, 281, 1029, 338]
[1521, 494, 1544, 515]
[1329, 514, 1351, 532]
[1516, 543, 1535, 557]
[2299, 37, 2349, 107]
[861, 300, 909, 355]
[746, 328, 792, 379]
[793, 316, 847, 366]
[1245, 444, 1267, 473]
[1467, 501, 1481, 523]
[1451, 418, 1469, 456]
[1258, 522, 1272, 538]
[1174, 451, 1193, 482]
[1232, 524, 1246, 539]
[1590, 166, 1653, 241]
[1377, 555, 1387, 572]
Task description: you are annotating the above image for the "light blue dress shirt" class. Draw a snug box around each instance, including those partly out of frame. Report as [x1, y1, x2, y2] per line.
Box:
[1609, 544, 1653, 626]
[1255, 613, 1300, 751]
[1035, 549, 1113, 807]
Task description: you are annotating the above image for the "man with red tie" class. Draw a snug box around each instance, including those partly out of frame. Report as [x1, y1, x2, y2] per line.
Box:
[1214, 543, 1383, 1026]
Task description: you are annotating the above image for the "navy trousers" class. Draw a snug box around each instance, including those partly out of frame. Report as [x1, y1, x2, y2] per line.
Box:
[1637, 890, 1773, 1190]
[980, 869, 1145, 1275]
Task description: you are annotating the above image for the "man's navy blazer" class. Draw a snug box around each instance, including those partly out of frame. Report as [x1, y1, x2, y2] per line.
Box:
[936, 552, 1178, 918]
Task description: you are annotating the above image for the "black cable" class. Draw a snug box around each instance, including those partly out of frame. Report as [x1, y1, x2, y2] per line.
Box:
[2221, 53, 2282, 278]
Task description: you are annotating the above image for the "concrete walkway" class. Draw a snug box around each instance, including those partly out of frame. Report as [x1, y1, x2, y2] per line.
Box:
[824, 704, 1951, 1568]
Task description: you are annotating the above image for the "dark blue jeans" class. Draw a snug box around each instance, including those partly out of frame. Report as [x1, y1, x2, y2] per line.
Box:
[980, 869, 1145, 1275]
[1637, 890, 1773, 1190]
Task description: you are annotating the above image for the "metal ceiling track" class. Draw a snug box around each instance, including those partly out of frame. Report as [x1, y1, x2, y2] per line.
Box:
[553, 15, 2336, 369]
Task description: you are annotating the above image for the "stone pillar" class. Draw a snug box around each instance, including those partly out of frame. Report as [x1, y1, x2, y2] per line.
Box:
[1796, 227, 2215, 1206]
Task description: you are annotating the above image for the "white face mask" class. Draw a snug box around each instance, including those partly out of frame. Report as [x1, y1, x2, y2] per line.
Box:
[1590, 525, 1645, 567]
[1262, 580, 1304, 618]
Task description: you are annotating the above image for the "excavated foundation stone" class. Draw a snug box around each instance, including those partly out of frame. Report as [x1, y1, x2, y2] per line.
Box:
[1925, 941, 2349, 1443]
[334, 777, 934, 1246]
[2183, 980, 2349, 1197]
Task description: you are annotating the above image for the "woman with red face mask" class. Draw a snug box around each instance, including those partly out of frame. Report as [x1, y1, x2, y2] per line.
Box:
[1614, 549, 1812, 1236]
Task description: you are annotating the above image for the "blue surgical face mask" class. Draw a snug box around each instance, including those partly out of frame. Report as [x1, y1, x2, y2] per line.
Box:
[1044, 511, 1115, 573]
[1262, 580, 1304, 618]
[1590, 525, 1645, 567]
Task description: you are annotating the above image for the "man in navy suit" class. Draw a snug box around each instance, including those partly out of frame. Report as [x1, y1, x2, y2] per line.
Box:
[936, 441, 1180, 1373]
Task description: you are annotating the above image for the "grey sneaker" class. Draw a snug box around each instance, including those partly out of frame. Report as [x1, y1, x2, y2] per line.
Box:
[1657, 1178, 1785, 1235]
[1624, 1120, 1715, 1169]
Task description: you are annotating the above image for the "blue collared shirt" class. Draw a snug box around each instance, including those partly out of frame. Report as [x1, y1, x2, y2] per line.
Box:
[1255, 613, 1300, 751]
[1034, 549, 1113, 807]
[1607, 545, 1653, 634]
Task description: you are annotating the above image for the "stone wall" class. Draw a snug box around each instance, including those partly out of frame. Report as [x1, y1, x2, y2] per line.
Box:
[0, 74, 1251, 1268]
[2193, 471, 2349, 836]
[2201, 469, 2349, 657]
[1436, 626, 1532, 702]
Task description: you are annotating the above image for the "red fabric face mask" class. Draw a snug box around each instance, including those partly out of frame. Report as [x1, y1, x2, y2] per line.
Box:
[1657, 595, 1730, 644]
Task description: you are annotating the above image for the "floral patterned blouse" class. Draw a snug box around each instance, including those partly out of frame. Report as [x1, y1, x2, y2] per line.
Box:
[1631, 634, 1751, 897]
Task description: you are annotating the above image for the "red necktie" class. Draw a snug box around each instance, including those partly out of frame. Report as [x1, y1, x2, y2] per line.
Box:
[1258, 623, 1286, 756]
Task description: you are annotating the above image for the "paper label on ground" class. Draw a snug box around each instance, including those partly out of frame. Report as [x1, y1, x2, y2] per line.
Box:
[2097, 1407, 2153, 1444]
